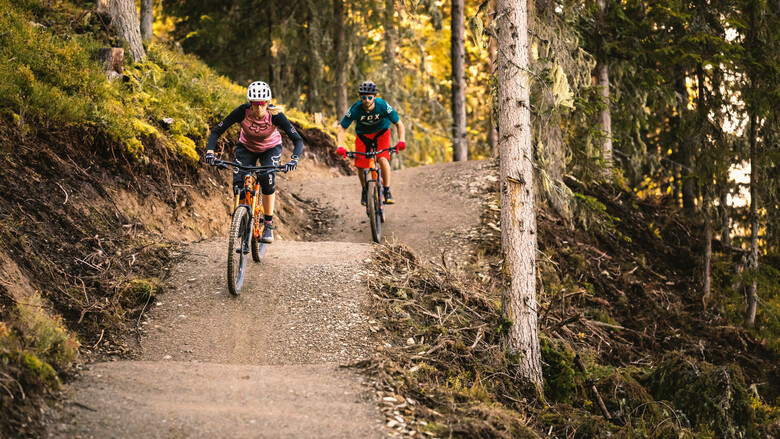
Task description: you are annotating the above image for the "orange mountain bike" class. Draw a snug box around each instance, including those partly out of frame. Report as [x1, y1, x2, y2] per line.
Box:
[212, 159, 286, 296]
[338, 145, 399, 243]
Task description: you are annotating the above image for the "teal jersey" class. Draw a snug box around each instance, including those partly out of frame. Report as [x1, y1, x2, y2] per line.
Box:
[339, 98, 400, 134]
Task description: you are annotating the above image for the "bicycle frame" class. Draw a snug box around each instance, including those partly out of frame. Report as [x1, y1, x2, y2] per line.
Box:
[233, 173, 264, 240]
[211, 158, 286, 295]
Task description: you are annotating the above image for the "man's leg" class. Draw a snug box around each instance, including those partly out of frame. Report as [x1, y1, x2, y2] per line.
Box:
[357, 167, 367, 205]
[378, 157, 394, 204]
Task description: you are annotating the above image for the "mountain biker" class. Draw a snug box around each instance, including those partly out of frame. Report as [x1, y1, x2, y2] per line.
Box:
[336, 81, 405, 206]
[203, 81, 303, 244]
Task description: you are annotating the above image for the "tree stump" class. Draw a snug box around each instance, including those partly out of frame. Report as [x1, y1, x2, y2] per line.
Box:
[98, 47, 124, 81]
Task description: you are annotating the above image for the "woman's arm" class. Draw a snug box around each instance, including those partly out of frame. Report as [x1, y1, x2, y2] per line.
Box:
[205, 104, 248, 153]
[272, 113, 304, 157]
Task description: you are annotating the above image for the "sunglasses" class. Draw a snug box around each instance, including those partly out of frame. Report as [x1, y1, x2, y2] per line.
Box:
[251, 101, 269, 106]
[360, 95, 375, 101]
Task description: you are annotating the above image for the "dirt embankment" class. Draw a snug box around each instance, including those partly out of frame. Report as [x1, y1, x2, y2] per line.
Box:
[0, 118, 349, 436]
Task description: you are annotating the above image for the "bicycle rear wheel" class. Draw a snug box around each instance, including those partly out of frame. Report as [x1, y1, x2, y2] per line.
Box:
[367, 182, 381, 243]
[227, 206, 251, 296]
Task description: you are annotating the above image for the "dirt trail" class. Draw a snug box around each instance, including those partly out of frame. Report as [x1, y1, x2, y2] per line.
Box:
[44, 161, 491, 438]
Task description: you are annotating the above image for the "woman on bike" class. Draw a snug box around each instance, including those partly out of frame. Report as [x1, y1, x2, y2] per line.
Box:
[336, 81, 405, 206]
[204, 81, 303, 244]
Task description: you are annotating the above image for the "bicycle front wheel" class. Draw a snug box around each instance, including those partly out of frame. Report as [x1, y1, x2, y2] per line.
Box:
[251, 217, 267, 262]
[367, 182, 381, 243]
[227, 206, 251, 296]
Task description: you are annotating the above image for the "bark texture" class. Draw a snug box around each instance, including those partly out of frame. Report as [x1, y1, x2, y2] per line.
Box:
[487, 15, 498, 155]
[597, 0, 612, 178]
[333, 0, 348, 118]
[384, 0, 396, 70]
[140, 0, 153, 42]
[721, 187, 731, 246]
[451, 0, 468, 161]
[97, 0, 146, 62]
[703, 204, 712, 307]
[747, 115, 758, 327]
[496, 0, 543, 385]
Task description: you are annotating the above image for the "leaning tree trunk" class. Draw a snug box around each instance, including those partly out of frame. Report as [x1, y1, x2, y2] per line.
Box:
[496, 0, 543, 385]
[140, 0, 153, 42]
[97, 0, 146, 62]
[747, 114, 759, 327]
[597, 0, 612, 178]
[451, 0, 468, 161]
[333, 0, 348, 118]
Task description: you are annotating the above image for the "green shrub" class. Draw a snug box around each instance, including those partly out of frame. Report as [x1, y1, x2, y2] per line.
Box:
[541, 336, 578, 403]
[642, 352, 760, 439]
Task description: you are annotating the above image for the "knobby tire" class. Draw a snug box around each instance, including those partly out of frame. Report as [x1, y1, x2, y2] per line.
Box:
[251, 217, 266, 262]
[227, 206, 251, 296]
[368, 182, 381, 242]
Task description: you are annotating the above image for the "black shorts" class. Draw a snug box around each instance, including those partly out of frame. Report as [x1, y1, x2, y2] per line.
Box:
[233, 143, 282, 195]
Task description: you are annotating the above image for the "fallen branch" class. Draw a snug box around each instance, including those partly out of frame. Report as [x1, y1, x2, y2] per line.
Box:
[575, 355, 611, 420]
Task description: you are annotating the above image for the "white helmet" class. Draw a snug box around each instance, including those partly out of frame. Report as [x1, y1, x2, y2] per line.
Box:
[247, 81, 272, 101]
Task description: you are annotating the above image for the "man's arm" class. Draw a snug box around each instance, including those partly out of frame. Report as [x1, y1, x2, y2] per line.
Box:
[394, 119, 406, 144]
[336, 125, 347, 150]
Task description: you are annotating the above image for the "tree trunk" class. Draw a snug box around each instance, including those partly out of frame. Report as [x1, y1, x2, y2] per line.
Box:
[747, 114, 759, 327]
[384, 0, 396, 71]
[703, 196, 712, 307]
[675, 73, 696, 215]
[140, 0, 153, 42]
[721, 186, 731, 246]
[451, 0, 468, 161]
[487, 11, 498, 155]
[333, 0, 348, 119]
[305, 0, 324, 113]
[597, 0, 612, 179]
[97, 0, 146, 62]
[496, 0, 543, 385]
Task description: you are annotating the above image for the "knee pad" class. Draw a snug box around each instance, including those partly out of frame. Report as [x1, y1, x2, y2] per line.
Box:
[259, 172, 275, 195]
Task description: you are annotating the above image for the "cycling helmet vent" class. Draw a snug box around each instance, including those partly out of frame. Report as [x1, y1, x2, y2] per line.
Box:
[358, 81, 378, 95]
[247, 81, 272, 101]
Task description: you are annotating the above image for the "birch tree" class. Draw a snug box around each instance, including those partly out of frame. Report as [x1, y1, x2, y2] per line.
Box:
[596, 0, 612, 178]
[496, 0, 543, 385]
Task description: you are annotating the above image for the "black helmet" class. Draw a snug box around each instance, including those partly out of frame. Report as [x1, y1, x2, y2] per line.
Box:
[358, 81, 378, 95]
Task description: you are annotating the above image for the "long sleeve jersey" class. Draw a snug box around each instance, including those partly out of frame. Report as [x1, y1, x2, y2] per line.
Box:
[206, 103, 304, 156]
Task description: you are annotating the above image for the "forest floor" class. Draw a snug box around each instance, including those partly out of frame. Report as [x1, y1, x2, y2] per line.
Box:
[41, 160, 491, 438]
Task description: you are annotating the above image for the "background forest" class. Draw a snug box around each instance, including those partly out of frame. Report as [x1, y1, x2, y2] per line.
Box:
[164, 0, 779, 257]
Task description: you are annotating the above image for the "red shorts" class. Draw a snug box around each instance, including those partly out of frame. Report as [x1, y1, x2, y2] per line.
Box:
[354, 130, 391, 168]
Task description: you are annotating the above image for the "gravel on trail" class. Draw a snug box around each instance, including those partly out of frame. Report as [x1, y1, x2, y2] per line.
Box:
[44, 161, 494, 438]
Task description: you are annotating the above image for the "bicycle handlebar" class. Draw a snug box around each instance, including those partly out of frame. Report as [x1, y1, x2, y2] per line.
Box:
[341, 146, 397, 159]
[212, 159, 288, 173]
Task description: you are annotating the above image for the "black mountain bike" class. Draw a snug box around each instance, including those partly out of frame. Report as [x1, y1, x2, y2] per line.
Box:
[212, 159, 286, 296]
[339, 140, 398, 243]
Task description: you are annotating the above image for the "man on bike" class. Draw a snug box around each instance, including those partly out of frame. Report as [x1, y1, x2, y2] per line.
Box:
[204, 81, 303, 244]
[336, 81, 405, 206]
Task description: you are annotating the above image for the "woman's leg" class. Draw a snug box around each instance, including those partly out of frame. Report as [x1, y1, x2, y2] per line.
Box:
[257, 146, 282, 243]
